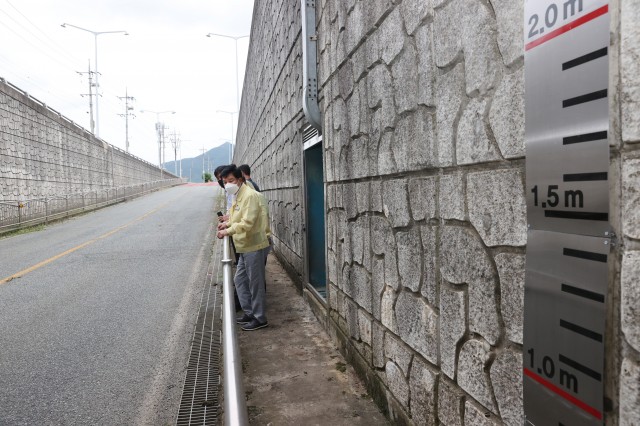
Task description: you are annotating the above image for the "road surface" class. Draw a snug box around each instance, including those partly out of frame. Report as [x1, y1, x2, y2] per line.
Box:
[0, 184, 219, 425]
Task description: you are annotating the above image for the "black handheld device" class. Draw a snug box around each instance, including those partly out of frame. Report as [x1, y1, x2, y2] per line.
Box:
[217, 211, 223, 217]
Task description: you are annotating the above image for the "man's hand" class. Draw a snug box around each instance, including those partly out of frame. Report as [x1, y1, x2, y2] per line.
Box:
[217, 222, 228, 231]
[216, 229, 228, 239]
[217, 214, 229, 223]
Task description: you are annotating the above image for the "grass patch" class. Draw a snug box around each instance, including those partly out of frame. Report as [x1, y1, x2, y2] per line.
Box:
[0, 224, 46, 239]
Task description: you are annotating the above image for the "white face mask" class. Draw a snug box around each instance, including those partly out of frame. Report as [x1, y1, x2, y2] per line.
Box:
[224, 183, 240, 195]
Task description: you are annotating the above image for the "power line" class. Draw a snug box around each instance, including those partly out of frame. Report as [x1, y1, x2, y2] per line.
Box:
[0, 54, 84, 111]
[0, 1, 83, 67]
[0, 2, 130, 139]
[0, 8, 82, 72]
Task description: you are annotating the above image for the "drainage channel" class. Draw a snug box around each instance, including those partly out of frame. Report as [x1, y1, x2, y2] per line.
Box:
[176, 238, 223, 426]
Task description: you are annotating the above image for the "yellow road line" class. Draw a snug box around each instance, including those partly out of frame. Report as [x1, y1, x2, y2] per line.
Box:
[0, 203, 168, 286]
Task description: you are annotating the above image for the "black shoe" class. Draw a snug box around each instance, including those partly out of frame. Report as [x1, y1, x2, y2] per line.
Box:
[241, 319, 268, 331]
[236, 314, 253, 325]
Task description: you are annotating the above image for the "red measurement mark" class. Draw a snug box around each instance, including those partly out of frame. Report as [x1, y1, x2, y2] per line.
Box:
[526, 5, 609, 51]
[524, 368, 602, 420]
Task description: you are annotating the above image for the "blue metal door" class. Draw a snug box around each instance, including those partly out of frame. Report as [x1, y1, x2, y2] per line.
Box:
[304, 143, 326, 297]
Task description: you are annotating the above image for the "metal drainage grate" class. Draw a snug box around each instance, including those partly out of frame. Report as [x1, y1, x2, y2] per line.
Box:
[176, 244, 223, 426]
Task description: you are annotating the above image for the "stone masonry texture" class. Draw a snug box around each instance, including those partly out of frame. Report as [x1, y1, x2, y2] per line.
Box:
[235, 0, 640, 424]
[0, 79, 168, 204]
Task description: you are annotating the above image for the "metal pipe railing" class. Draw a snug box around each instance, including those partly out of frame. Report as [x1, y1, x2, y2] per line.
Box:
[221, 236, 249, 426]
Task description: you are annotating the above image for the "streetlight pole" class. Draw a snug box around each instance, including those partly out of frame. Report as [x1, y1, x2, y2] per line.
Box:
[140, 110, 176, 178]
[207, 33, 248, 163]
[206, 33, 249, 112]
[61, 23, 128, 138]
[217, 110, 236, 163]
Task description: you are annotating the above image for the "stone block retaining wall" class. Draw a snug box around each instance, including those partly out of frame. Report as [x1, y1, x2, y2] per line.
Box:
[0, 79, 168, 202]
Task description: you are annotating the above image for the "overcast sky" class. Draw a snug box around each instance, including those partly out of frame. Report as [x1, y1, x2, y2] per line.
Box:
[0, 0, 254, 168]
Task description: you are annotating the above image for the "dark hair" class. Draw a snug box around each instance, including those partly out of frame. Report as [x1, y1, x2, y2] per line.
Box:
[238, 164, 251, 176]
[220, 165, 242, 179]
[214, 165, 227, 179]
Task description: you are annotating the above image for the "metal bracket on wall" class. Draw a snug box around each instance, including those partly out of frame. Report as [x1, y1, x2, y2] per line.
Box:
[301, 0, 322, 133]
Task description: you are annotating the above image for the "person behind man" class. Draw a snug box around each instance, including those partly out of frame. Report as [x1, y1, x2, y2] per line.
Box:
[238, 164, 260, 192]
[214, 165, 233, 213]
[214, 165, 226, 188]
[217, 165, 269, 331]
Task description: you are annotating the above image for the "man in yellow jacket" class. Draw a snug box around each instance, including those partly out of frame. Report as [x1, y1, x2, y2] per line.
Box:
[217, 166, 270, 331]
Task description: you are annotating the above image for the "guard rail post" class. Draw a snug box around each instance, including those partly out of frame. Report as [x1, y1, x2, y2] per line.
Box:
[222, 235, 249, 426]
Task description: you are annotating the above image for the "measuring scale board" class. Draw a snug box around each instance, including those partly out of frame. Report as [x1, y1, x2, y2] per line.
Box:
[523, 1, 612, 425]
[524, 231, 609, 425]
[525, 0, 610, 237]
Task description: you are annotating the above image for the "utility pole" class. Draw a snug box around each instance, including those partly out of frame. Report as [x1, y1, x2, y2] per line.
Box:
[155, 122, 164, 178]
[77, 60, 96, 134]
[62, 23, 128, 137]
[158, 123, 169, 177]
[140, 110, 175, 179]
[200, 147, 206, 182]
[118, 89, 135, 152]
[170, 130, 181, 176]
[161, 124, 169, 173]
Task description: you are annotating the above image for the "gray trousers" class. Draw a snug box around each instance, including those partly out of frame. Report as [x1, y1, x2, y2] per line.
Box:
[235, 248, 267, 323]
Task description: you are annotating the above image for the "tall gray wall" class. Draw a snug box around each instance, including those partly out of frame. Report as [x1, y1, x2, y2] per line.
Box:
[0, 79, 168, 202]
[236, 0, 306, 276]
[236, 0, 639, 424]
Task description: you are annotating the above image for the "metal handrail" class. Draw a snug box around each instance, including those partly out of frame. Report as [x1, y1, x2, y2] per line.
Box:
[221, 236, 249, 426]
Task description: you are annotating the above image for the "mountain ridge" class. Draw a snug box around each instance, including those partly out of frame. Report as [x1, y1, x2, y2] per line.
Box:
[163, 142, 233, 183]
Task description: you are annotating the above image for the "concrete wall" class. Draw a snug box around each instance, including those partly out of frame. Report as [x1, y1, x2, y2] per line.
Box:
[0, 78, 168, 202]
[236, 0, 639, 424]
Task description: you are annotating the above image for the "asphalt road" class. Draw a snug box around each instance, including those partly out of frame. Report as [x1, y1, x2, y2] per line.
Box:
[0, 184, 219, 425]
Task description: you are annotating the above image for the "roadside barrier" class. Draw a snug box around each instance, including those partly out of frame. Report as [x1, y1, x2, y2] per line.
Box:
[0, 178, 185, 234]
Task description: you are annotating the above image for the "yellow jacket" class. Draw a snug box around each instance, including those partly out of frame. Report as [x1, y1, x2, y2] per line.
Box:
[227, 183, 269, 253]
[245, 180, 271, 239]
[258, 193, 272, 239]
